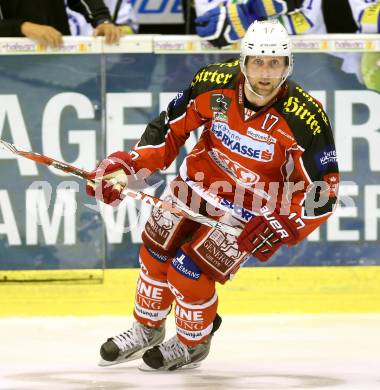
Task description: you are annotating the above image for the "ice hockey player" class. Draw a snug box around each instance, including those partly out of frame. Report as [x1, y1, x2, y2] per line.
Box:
[194, 0, 380, 47]
[86, 20, 339, 371]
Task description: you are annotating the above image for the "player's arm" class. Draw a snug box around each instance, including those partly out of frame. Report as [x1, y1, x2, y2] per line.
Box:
[0, 18, 64, 47]
[284, 110, 339, 243]
[131, 88, 206, 173]
[0, 17, 25, 36]
[352, 0, 380, 33]
[238, 102, 339, 261]
[67, 0, 112, 27]
[279, 7, 316, 35]
[114, 0, 139, 34]
[67, 0, 122, 43]
[0, 10, 64, 46]
[194, 0, 304, 47]
[86, 70, 207, 205]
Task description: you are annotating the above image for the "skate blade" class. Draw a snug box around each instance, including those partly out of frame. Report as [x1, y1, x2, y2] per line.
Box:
[98, 348, 147, 367]
[138, 361, 201, 372]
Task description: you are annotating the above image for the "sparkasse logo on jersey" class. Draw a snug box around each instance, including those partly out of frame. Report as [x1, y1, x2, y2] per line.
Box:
[211, 122, 274, 162]
[210, 94, 232, 112]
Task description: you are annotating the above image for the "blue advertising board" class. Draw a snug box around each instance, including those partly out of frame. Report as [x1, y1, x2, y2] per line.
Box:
[0, 49, 379, 269]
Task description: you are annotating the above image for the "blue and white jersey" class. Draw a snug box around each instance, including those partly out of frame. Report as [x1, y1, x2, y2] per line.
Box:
[194, 0, 380, 33]
[281, 0, 380, 34]
[349, 0, 380, 32]
[194, 0, 238, 16]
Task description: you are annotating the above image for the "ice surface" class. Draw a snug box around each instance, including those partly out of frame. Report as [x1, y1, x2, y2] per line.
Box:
[0, 315, 379, 390]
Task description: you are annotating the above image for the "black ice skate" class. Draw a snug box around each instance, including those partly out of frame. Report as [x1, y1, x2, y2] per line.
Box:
[139, 314, 222, 371]
[98, 321, 165, 366]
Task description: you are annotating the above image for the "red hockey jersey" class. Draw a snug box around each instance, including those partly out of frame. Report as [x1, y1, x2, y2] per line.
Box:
[131, 59, 339, 243]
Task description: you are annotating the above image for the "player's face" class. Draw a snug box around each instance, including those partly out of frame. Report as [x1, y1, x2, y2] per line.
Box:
[245, 56, 288, 96]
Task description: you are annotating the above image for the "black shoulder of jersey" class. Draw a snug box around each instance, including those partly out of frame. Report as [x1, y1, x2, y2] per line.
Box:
[189, 58, 240, 98]
[274, 80, 332, 148]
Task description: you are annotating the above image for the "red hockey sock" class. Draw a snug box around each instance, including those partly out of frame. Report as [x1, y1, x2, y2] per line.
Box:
[133, 271, 174, 328]
[174, 292, 218, 346]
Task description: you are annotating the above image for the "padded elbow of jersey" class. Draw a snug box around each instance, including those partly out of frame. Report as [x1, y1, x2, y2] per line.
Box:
[282, 10, 314, 35]
[359, 3, 380, 33]
[252, 0, 304, 19]
[304, 196, 338, 217]
[226, 3, 257, 40]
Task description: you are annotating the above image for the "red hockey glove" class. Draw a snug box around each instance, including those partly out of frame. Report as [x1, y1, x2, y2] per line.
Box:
[237, 206, 299, 262]
[85, 151, 134, 206]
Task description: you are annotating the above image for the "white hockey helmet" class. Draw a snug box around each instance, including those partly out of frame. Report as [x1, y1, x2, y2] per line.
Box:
[240, 20, 293, 84]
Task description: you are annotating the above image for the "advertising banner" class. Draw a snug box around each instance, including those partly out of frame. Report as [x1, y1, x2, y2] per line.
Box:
[132, 0, 183, 24]
[0, 50, 379, 269]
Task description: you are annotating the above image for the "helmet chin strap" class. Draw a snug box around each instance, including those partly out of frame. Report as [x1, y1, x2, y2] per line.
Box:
[244, 72, 288, 100]
[244, 78, 266, 100]
[243, 70, 288, 101]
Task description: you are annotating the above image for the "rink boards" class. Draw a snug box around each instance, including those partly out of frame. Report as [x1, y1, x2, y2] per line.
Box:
[0, 35, 380, 271]
[0, 36, 379, 316]
[1, 266, 379, 316]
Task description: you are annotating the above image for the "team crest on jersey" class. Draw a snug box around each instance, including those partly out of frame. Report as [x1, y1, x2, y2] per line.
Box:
[210, 94, 232, 113]
[246, 128, 277, 144]
[194, 229, 246, 276]
[211, 122, 275, 162]
[209, 149, 260, 186]
[145, 205, 180, 248]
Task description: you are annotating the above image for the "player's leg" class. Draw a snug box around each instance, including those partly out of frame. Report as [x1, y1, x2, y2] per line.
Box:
[98, 244, 172, 366]
[99, 203, 200, 366]
[140, 248, 222, 371]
